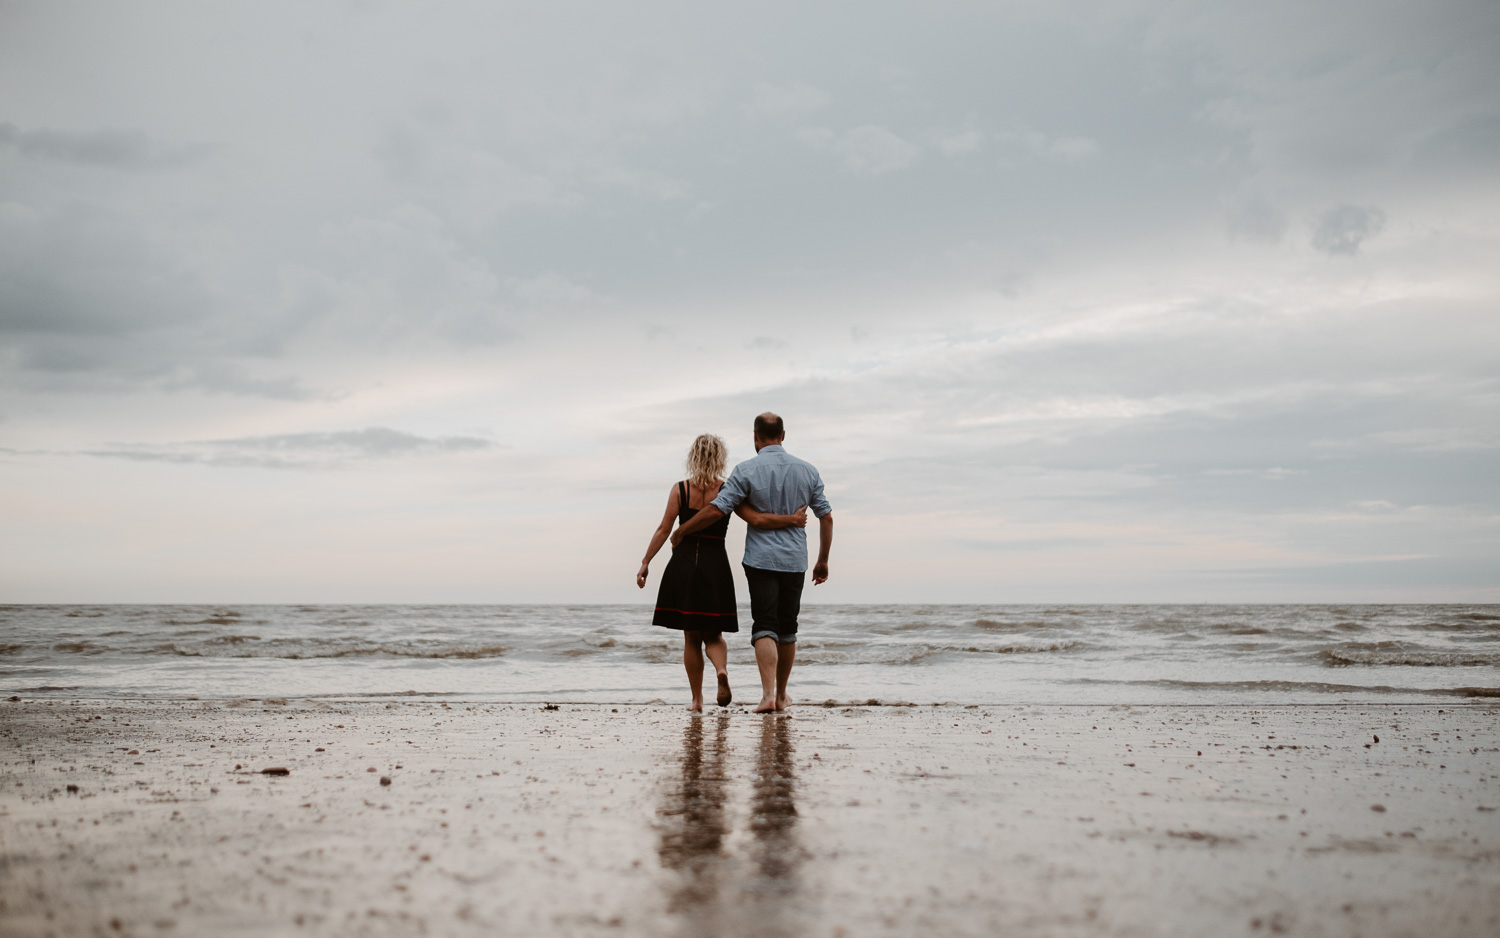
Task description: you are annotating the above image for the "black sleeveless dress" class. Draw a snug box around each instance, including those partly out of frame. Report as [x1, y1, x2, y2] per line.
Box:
[653, 481, 740, 632]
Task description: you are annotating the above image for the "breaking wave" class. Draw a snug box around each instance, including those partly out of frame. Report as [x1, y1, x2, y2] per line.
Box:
[1317, 643, 1500, 668]
[145, 640, 508, 660]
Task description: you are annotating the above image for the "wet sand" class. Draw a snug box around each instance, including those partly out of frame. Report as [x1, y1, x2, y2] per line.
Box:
[3, 698, 1498, 937]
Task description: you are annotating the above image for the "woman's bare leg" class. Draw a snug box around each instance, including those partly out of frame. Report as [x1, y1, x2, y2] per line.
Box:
[702, 632, 731, 706]
[683, 631, 706, 711]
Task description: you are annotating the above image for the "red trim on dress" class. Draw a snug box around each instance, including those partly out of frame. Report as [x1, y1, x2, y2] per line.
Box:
[654, 607, 738, 617]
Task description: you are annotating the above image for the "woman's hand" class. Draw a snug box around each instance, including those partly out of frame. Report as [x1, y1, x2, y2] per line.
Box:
[737, 504, 808, 530]
[636, 562, 649, 588]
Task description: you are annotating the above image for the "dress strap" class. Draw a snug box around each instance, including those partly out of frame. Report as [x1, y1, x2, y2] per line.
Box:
[678, 480, 690, 513]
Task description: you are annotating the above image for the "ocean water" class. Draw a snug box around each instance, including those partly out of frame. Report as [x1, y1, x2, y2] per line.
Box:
[2, 604, 1498, 705]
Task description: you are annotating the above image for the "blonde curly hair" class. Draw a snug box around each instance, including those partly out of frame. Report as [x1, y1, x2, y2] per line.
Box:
[684, 433, 728, 490]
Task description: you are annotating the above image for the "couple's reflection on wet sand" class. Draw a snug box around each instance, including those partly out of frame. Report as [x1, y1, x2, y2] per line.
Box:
[656, 714, 803, 934]
[657, 713, 732, 912]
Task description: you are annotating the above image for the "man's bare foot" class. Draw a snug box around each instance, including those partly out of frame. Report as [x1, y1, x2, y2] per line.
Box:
[687, 699, 703, 712]
[752, 695, 777, 713]
[776, 694, 793, 711]
[716, 673, 732, 707]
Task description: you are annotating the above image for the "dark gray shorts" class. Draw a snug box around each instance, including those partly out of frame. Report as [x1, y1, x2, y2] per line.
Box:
[743, 565, 805, 645]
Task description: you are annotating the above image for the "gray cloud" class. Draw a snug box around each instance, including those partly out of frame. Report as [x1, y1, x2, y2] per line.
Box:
[159, 366, 314, 402]
[955, 537, 1104, 552]
[1213, 556, 1500, 589]
[936, 128, 984, 156]
[1311, 204, 1386, 255]
[1225, 191, 1288, 242]
[797, 124, 920, 175]
[0, 122, 206, 170]
[748, 81, 831, 119]
[0, 205, 208, 338]
[1012, 130, 1099, 164]
[1415, 114, 1500, 171]
[89, 428, 495, 470]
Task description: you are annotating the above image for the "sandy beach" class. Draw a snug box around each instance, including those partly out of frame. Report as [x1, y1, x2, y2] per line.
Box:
[3, 697, 1498, 937]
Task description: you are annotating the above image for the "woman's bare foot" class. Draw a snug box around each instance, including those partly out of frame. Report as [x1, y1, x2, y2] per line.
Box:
[687, 699, 703, 712]
[753, 695, 777, 713]
[776, 693, 793, 711]
[716, 672, 732, 707]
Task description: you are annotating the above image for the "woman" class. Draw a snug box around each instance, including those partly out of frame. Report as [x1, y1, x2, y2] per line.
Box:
[637, 433, 806, 711]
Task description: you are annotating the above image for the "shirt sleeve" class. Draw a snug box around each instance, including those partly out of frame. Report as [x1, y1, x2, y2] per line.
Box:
[710, 465, 749, 515]
[807, 468, 832, 518]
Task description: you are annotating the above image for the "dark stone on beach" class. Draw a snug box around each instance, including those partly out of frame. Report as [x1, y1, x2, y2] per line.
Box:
[66, 784, 79, 793]
[543, 703, 559, 710]
[379, 776, 391, 786]
[261, 767, 290, 776]
[315, 747, 325, 752]
[1371, 804, 1386, 812]
[6, 695, 18, 702]
[1373, 734, 1380, 743]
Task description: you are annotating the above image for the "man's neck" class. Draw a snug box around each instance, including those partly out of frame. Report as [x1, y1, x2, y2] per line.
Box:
[754, 439, 785, 453]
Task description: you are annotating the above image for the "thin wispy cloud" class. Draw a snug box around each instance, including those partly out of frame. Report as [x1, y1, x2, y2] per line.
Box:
[0, 122, 208, 171]
[89, 428, 496, 470]
[797, 124, 921, 175]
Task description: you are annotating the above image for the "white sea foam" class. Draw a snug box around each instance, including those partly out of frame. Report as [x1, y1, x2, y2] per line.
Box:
[2, 604, 1498, 704]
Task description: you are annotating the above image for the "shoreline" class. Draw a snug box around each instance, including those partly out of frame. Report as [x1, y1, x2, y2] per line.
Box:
[8, 693, 1500, 706]
[4, 698, 1498, 936]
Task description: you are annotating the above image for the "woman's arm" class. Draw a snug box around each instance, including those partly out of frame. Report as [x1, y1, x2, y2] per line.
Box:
[637, 485, 681, 588]
[736, 504, 808, 530]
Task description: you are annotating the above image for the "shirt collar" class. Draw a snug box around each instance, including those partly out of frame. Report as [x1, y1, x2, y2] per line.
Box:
[759, 444, 785, 454]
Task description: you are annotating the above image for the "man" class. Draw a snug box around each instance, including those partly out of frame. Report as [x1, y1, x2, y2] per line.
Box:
[671, 412, 833, 713]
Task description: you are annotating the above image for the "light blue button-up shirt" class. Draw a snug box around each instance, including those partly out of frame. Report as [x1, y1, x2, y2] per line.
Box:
[711, 444, 832, 573]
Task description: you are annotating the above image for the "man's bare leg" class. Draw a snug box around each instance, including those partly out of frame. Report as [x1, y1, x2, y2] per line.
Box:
[775, 642, 796, 711]
[752, 637, 779, 713]
[703, 632, 731, 706]
[683, 631, 705, 712]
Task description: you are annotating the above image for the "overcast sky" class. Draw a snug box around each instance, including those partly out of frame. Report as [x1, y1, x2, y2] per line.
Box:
[2, 0, 1497, 603]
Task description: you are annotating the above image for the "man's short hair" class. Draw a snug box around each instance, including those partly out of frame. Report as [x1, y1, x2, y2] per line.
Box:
[754, 412, 785, 441]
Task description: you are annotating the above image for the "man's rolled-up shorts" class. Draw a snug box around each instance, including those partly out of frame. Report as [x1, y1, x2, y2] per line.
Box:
[744, 565, 805, 645]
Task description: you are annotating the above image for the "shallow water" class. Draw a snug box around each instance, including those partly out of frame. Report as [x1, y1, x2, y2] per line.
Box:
[3, 604, 1498, 704]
